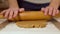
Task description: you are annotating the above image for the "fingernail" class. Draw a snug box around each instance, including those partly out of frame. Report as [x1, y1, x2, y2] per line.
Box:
[44, 13, 47, 15]
[49, 13, 51, 15]
[53, 14, 55, 16]
[21, 8, 24, 9]
[9, 17, 12, 19]
[4, 16, 7, 18]
[9, 18, 11, 19]
[44, 14, 47, 15]
[13, 15, 16, 17]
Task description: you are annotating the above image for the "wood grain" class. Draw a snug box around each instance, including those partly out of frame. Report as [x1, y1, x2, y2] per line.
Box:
[0, 11, 52, 21]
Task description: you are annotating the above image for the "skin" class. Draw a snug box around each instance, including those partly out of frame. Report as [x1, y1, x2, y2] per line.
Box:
[41, 0, 60, 16]
[0, 0, 25, 19]
[0, 0, 60, 19]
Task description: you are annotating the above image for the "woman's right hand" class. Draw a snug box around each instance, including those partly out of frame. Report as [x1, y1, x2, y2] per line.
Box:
[0, 8, 24, 19]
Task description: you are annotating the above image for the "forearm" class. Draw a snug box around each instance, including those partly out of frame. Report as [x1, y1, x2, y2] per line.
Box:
[8, 0, 19, 8]
[49, 0, 60, 8]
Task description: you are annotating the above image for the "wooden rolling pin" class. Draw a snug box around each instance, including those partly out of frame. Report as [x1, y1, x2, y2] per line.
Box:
[0, 11, 60, 21]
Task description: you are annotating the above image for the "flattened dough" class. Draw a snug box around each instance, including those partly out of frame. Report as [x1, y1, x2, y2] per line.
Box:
[16, 20, 48, 28]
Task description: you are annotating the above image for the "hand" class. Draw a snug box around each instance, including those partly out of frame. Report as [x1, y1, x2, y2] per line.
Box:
[0, 8, 24, 19]
[41, 6, 59, 16]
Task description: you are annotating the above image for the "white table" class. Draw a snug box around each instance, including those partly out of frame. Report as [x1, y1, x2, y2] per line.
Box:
[0, 19, 60, 34]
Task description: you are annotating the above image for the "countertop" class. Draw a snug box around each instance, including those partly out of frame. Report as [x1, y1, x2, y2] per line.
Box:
[0, 19, 60, 34]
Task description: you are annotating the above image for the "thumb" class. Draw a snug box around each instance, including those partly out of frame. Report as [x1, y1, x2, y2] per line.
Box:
[19, 8, 25, 13]
[41, 8, 45, 11]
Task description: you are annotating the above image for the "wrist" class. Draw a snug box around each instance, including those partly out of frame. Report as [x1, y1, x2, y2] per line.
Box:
[9, 6, 19, 8]
[49, 4, 59, 9]
[49, 1, 59, 9]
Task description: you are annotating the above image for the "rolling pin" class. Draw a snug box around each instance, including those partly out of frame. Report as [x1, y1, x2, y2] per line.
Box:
[0, 11, 60, 21]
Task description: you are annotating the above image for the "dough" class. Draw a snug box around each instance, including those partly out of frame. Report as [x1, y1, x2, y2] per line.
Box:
[16, 20, 48, 28]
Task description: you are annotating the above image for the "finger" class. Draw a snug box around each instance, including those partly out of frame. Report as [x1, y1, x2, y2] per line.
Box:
[19, 8, 25, 12]
[52, 9, 57, 16]
[44, 7, 49, 15]
[41, 8, 45, 11]
[49, 7, 53, 15]
[13, 10, 18, 18]
[4, 10, 10, 18]
[9, 10, 13, 19]
[0, 10, 6, 14]
[56, 10, 59, 14]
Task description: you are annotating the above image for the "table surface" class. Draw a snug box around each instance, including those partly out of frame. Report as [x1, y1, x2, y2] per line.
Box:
[0, 19, 60, 34]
